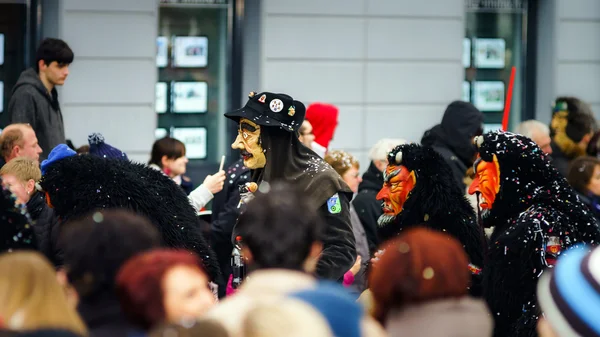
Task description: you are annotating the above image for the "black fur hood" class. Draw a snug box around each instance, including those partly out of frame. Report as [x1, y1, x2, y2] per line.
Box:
[40, 154, 221, 281]
[475, 131, 595, 230]
[381, 144, 483, 267]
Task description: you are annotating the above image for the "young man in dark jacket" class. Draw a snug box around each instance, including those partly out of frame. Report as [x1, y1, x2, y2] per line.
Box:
[225, 91, 356, 281]
[8, 38, 73, 160]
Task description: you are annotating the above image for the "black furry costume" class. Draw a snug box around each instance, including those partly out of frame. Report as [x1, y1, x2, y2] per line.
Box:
[40, 154, 221, 281]
[379, 144, 485, 283]
[475, 131, 600, 337]
[0, 180, 36, 253]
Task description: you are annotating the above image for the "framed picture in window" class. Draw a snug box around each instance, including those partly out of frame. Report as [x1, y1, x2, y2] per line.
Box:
[155, 128, 169, 139]
[172, 127, 207, 159]
[463, 38, 471, 68]
[473, 81, 505, 111]
[156, 36, 169, 67]
[172, 82, 208, 113]
[155, 82, 168, 113]
[474, 38, 505, 69]
[0, 81, 3, 112]
[0, 34, 4, 66]
[462, 81, 470, 102]
[172, 36, 208, 68]
[484, 124, 503, 133]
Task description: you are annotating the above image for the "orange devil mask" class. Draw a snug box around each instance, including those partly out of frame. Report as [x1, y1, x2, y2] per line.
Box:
[468, 154, 500, 209]
[376, 164, 416, 225]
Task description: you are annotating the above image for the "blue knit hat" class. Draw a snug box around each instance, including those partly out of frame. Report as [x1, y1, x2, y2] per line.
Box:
[88, 133, 128, 161]
[41, 144, 77, 175]
[289, 282, 363, 337]
[537, 245, 600, 337]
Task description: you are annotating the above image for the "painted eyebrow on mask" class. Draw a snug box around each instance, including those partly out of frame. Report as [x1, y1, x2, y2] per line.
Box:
[383, 167, 402, 183]
[240, 122, 257, 132]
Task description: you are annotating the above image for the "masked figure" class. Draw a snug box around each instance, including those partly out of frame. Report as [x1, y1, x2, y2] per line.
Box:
[225, 92, 356, 281]
[549, 97, 596, 176]
[468, 131, 600, 337]
[39, 145, 221, 283]
[376, 144, 485, 293]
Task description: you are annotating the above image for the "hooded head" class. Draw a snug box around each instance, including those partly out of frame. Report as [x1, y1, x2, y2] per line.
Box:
[421, 101, 483, 166]
[376, 144, 475, 229]
[38, 152, 220, 281]
[469, 131, 593, 228]
[305, 103, 339, 150]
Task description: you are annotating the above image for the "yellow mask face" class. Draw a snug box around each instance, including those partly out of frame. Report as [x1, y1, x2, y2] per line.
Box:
[231, 118, 266, 169]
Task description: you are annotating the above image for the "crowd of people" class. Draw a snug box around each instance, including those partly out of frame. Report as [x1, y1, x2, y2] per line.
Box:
[0, 38, 599, 337]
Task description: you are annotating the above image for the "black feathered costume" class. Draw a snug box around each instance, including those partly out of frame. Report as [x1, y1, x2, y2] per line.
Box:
[39, 148, 221, 282]
[473, 131, 600, 337]
[378, 144, 485, 291]
[0, 179, 36, 253]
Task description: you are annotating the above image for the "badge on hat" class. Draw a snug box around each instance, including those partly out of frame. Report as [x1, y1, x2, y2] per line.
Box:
[258, 94, 266, 103]
[248, 91, 256, 98]
[288, 106, 296, 116]
[270, 99, 284, 113]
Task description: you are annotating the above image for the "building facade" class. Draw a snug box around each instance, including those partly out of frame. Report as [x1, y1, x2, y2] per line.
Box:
[0, 0, 598, 174]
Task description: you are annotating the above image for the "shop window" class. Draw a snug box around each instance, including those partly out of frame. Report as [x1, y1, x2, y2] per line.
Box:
[464, 0, 529, 132]
[156, 0, 230, 163]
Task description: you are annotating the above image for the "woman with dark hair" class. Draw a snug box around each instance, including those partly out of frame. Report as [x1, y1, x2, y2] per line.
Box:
[116, 249, 216, 331]
[369, 227, 492, 337]
[149, 137, 225, 211]
[567, 156, 600, 222]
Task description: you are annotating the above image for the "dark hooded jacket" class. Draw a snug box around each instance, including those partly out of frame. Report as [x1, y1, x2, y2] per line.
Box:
[352, 161, 384, 252]
[475, 131, 600, 337]
[248, 126, 356, 281]
[421, 101, 483, 191]
[379, 144, 485, 294]
[8, 68, 66, 160]
[39, 154, 221, 282]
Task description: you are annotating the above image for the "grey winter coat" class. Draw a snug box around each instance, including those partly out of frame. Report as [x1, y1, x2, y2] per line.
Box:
[8, 68, 66, 160]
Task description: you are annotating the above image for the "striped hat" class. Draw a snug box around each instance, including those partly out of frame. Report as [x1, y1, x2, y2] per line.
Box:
[537, 245, 600, 337]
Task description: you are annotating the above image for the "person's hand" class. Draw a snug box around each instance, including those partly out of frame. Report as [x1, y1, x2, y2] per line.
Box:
[203, 170, 226, 194]
[349, 255, 362, 276]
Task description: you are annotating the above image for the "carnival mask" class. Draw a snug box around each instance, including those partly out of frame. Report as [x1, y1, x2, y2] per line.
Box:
[231, 118, 266, 169]
[468, 154, 500, 209]
[376, 163, 416, 226]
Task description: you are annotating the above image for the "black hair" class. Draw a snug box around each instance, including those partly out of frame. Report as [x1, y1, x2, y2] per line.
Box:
[35, 38, 74, 72]
[58, 209, 161, 300]
[148, 137, 186, 168]
[235, 181, 324, 271]
[567, 156, 600, 194]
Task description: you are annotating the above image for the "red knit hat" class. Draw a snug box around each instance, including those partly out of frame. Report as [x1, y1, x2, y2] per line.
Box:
[305, 103, 339, 149]
[369, 227, 470, 323]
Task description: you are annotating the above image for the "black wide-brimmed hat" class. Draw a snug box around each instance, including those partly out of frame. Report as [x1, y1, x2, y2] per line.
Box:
[225, 91, 306, 132]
